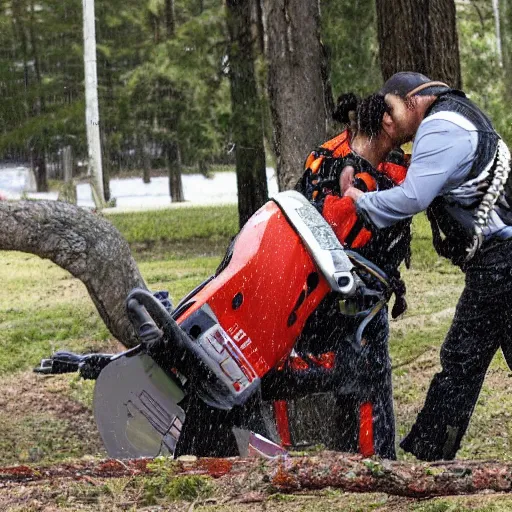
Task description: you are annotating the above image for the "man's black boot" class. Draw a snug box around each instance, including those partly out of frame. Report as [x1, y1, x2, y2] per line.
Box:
[400, 420, 461, 461]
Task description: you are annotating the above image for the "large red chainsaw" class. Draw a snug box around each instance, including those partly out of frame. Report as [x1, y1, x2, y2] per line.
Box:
[35, 190, 390, 458]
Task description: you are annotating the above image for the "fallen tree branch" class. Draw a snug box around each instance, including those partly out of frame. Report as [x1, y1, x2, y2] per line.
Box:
[0, 200, 146, 347]
[2, 452, 512, 498]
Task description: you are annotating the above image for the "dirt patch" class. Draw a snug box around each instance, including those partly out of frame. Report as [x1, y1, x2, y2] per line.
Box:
[0, 371, 105, 465]
[0, 373, 86, 417]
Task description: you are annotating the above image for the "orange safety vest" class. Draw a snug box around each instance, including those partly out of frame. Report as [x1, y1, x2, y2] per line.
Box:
[302, 130, 408, 249]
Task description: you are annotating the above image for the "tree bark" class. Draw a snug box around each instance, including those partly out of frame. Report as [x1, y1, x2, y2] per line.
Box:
[101, 58, 114, 203]
[376, 0, 462, 88]
[141, 134, 151, 184]
[28, 0, 49, 193]
[102, 158, 111, 203]
[165, 0, 176, 38]
[262, 0, 329, 190]
[11, 0, 30, 102]
[162, 0, 184, 203]
[493, 0, 504, 67]
[226, 0, 268, 227]
[168, 142, 184, 202]
[29, 0, 45, 113]
[32, 151, 48, 193]
[0, 201, 146, 347]
[501, 0, 512, 101]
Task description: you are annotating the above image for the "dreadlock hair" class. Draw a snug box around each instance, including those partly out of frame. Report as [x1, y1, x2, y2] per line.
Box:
[332, 92, 360, 126]
[357, 93, 389, 139]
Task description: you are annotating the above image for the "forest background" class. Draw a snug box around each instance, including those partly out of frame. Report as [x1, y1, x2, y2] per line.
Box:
[1, 0, 510, 223]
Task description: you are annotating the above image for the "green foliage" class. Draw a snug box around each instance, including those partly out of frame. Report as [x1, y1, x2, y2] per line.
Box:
[457, 0, 512, 146]
[362, 458, 385, 477]
[321, 0, 382, 99]
[0, 0, 233, 174]
[142, 458, 214, 505]
[120, 1, 231, 170]
[0, 0, 510, 193]
[0, 0, 86, 158]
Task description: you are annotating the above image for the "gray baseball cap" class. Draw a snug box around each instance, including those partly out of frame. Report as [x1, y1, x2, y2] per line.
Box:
[379, 71, 449, 98]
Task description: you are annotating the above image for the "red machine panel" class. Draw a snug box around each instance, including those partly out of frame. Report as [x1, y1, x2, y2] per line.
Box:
[176, 201, 330, 383]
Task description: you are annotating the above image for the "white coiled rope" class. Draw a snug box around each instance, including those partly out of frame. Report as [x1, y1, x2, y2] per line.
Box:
[466, 139, 512, 260]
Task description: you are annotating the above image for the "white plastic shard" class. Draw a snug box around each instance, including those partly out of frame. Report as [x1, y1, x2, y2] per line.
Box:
[272, 190, 357, 296]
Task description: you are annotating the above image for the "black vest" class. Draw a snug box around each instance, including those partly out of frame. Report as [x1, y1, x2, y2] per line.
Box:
[425, 91, 510, 268]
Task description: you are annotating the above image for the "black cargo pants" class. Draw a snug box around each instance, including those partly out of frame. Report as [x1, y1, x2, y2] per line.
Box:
[401, 238, 512, 461]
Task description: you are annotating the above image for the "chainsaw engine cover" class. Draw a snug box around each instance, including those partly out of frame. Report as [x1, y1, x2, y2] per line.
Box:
[173, 192, 355, 400]
[93, 352, 185, 459]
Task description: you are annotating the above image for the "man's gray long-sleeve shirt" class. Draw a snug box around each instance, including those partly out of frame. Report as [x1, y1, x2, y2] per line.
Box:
[357, 111, 479, 228]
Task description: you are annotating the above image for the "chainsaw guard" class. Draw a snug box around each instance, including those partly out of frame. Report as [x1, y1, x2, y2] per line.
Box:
[93, 351, 185, 459]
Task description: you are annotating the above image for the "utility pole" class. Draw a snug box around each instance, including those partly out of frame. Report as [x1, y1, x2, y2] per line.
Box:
[492, 0, 503, 67]
[83, 0, 105, 208]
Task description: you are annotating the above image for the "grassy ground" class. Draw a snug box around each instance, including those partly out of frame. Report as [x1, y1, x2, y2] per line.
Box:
[1, 206, 512, 510]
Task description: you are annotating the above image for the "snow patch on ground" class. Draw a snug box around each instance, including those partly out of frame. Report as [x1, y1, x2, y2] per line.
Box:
[0, 165, 279, 210]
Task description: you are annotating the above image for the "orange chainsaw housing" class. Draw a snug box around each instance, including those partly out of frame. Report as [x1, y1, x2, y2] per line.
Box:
[174, 200, 331, 397]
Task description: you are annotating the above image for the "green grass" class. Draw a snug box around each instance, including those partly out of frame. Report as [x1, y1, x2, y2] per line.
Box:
[0, 413, 96, 465]
[410, 496, 512, 512]
[0, 248, 220, 374]
[105, 204, 238, 245]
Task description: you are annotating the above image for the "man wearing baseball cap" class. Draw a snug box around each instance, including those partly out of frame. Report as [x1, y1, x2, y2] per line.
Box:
[343, 71, 512, 461]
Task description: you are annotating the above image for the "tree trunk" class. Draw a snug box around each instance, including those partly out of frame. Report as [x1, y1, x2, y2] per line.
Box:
[62, 146, 73, 183]
[226, 0, 268, 227]
[502, 0, 512, 101]
[11, 0, 30, 104]
[254, 0, 264, 55]
[493, 0, 504, 67]
[141, 134, 151, 184]
[168, 142, 184, 202]
[60, 146, 77, 204]
[102, 158, 111, 203]
[29, 0, 45, 113]
[32, 151, 48, 193]
[28, 0, 49, 193]
[101, 58, 114, 203]
[162, 0, 184, 203]
[165, 0, 176, 38]
[376, 0, 462, 88]
[0, 201, 146, 347]
[150, 11, 160, 44]
[262, 0, 329, 190]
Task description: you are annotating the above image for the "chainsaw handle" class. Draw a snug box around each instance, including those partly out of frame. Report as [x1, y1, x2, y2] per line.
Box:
[127, 297, 164, 347]
[344, 249, 390, 293]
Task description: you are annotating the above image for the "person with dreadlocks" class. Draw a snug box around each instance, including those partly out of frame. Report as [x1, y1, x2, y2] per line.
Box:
[261, 93, 412, 459]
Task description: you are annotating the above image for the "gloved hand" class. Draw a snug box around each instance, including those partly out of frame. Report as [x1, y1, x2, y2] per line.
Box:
[153, 290, 173, 313]
[139, 322, 164, 352]
[392, 293, 407, 319]
[78, 354, 113, 380]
